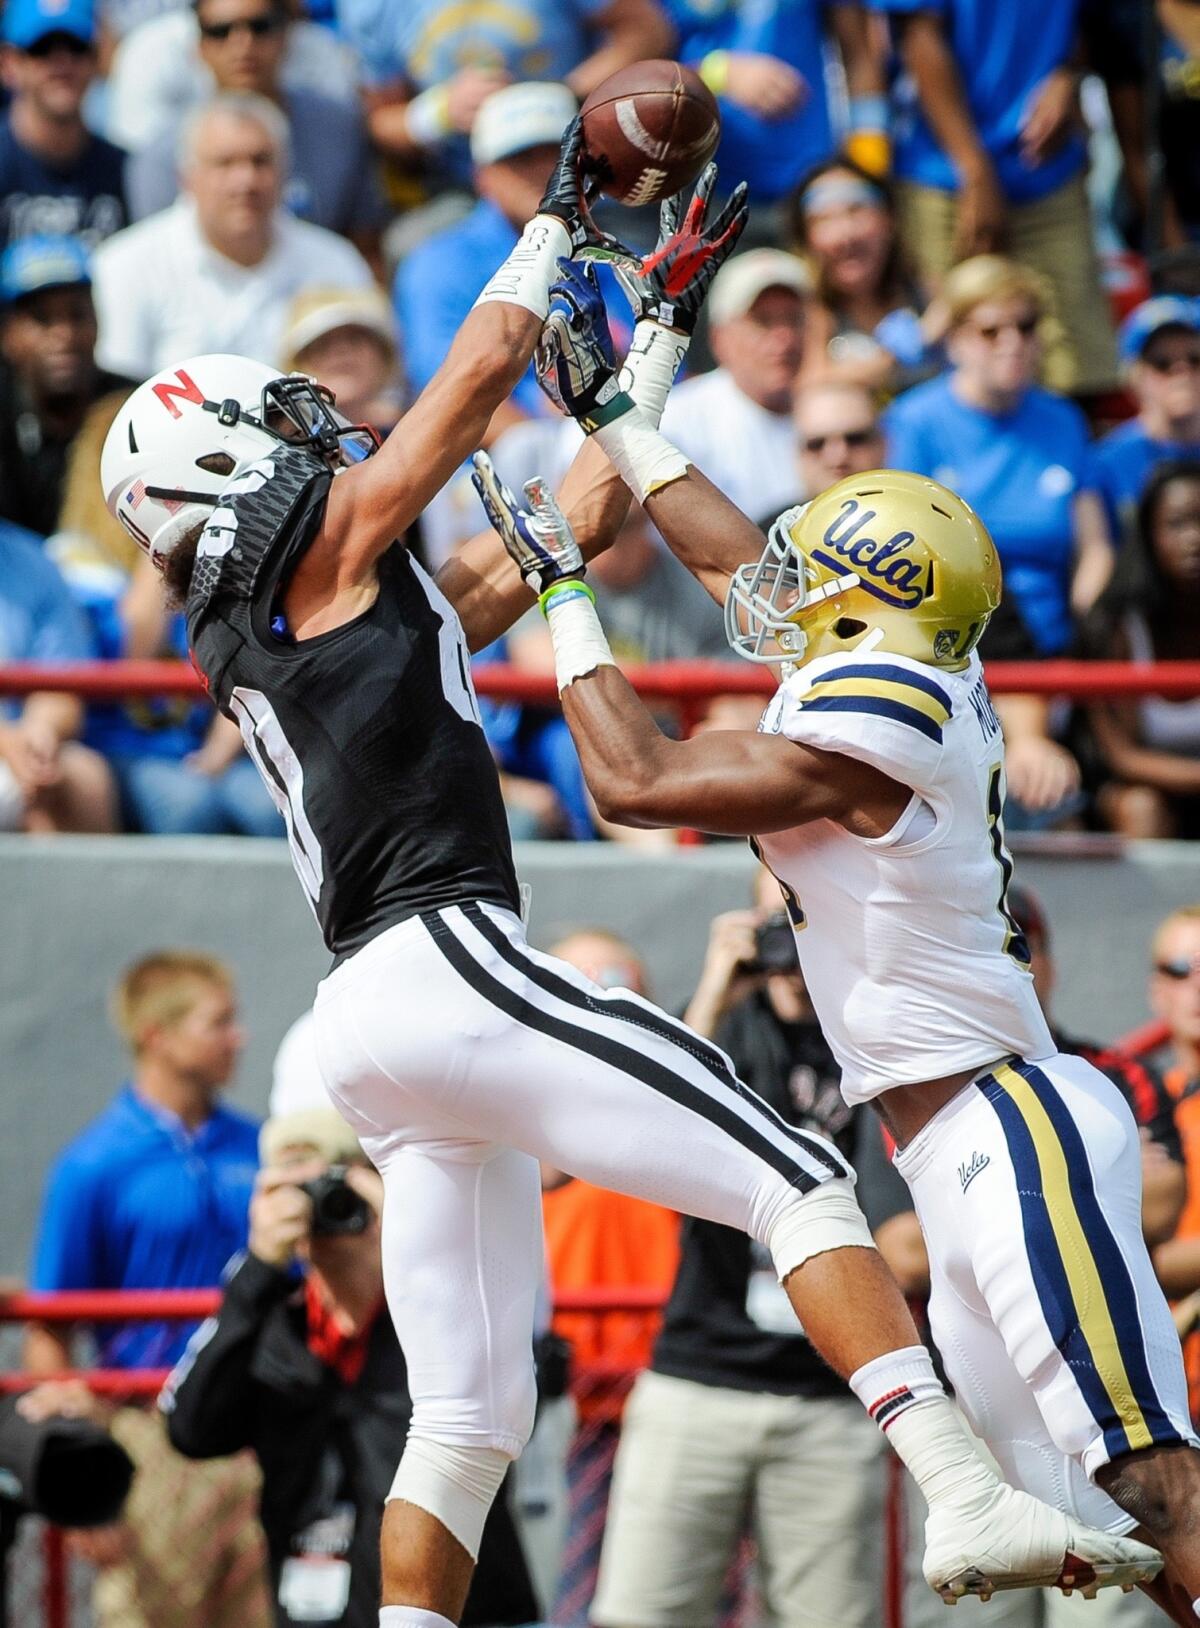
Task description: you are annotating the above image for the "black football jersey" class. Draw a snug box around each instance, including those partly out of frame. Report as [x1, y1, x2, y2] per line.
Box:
[186, 445, 521, 958]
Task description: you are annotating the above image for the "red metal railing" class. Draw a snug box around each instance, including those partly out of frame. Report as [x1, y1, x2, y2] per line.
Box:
[4, 657, 1199, 738]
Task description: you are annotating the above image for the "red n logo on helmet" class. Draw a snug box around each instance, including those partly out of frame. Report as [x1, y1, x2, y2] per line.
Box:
[152, 369, 205, 419]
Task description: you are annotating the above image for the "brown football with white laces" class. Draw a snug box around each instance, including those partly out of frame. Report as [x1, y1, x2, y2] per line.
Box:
[579, 60, 721, 208]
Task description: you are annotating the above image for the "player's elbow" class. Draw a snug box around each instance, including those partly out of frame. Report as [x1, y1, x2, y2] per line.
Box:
[590, 758, 666, 827]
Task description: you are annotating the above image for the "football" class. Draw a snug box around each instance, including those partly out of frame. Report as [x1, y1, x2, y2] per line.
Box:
[579, 60, 721, 208]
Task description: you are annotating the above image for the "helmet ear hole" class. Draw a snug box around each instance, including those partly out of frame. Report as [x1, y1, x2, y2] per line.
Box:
[832, 617, 867, 641]
[196, 452, 236, 476]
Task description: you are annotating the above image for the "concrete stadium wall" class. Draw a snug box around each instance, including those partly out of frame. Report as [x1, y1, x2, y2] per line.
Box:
[2, 833, 1199, 1280]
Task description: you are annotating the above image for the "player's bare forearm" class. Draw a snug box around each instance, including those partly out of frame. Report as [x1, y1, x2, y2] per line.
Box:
[441, 438, 632, 652]
[560, 664, 853, 834]
[643, 467, 767, 605]
[327, 300, 542, 571]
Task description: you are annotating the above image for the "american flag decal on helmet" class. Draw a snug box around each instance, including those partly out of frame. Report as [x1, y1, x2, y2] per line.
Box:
[126, 480, 146, 509]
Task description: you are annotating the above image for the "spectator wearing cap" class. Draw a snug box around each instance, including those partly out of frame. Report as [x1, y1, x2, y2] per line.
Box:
[872, 0, 1117, 398]
[0, 518, 116, 833]
[124, 0, 386, 253]
[0, 235, 134, 536]
[91, 93, 372, 380]
[666, 0, 887, 205]
[1093, 298, 1200, 542]
[658, 248, 810, 523]
[0, 0, 127, 251]
[885, 255, 1113, 657]
[279, 286, 403, 438]
[345, 0, 672, 187]
[393, 81, 577, 432]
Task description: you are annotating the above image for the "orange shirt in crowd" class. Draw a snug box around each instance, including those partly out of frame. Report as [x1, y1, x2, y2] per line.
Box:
[542, 1179, 680, 1422]
[1166, 1067, 1200, 1418]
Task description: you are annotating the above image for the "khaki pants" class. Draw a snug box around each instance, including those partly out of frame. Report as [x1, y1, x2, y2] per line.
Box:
[590, 1370, 886, 1628]
[93, 1408, 272, 1628]
[896, 173, 1119, 395]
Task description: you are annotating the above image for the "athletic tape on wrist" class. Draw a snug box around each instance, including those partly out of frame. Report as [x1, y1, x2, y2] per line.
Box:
[541, 579, 614, 693]
[592, 404, 690, 499]
[473, 217, 573, 319]
[404, 84, 452, 146]
[621, 322, 690, 429]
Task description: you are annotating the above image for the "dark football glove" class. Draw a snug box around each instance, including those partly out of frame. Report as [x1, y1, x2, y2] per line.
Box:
[536, 260, 633, 429]
[616, 163, 749, 333]
[536, 117, 642, 269]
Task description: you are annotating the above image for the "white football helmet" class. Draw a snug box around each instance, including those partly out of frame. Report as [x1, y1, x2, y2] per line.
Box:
[100, 353, 380, 564]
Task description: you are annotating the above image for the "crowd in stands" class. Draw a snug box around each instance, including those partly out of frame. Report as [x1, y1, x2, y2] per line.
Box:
[0, 0, 1198, 841]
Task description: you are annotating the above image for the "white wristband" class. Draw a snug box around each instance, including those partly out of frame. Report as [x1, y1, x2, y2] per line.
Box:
[619, 321, 690, 429]
[542, 582, 615, 693]
[473, 216, 573, 320]
[592, 403, 690, 500]
[404, 83, 452, 147]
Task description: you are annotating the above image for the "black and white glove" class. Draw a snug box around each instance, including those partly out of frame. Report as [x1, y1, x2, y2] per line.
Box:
[471, 451, 583, 595]
[535, 117, 641, 269]
[615, 163, 749, 333]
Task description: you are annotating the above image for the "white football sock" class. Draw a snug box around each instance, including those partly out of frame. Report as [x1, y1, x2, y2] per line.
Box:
[849, 1346, 997, 1510]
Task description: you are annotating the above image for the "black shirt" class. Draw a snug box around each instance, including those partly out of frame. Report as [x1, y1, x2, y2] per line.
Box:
[651, 990, 911, 1396]
[0, 116, 127, 249]
[186, 447, 520, 958]
[163, 1253, 538, 1628]
[0, 367, 133, 535]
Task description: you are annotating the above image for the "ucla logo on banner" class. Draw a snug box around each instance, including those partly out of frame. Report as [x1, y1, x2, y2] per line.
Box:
[810, 499, 934, 610]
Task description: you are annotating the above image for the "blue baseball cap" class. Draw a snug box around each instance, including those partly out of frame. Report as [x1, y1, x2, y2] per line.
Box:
[1, 0, 95, 49]
[1119, 295, 1200, 365]
[0, 235, 91, 305]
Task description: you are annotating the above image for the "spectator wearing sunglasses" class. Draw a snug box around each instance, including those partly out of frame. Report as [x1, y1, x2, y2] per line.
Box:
[793, 380, 885, 498]
[125, 0, 385, 251]
[1083, 460, 1200, 838]
[885, 254, 1113, 657]
[1093, 299, 1200, 544]
[0, 0, 127, 252]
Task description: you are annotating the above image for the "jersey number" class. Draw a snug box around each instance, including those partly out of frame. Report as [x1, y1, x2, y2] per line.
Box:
[229, 687, 324, 914]
[986, 763, 1030, 966]
[412, 557, 482, 729]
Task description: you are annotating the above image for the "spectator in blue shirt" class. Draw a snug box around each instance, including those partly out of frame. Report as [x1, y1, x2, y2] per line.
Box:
[0, 518, 116, 832]
[1093, 297, 1200, 542]
[27, 950, 261, 1374]
[0, 0, 127, 250]
[345, 0, 672, 187]
[25, 950, 272, 1628]
[885, 255, 1113, 655]
[873, 0, 1117, 397]
[668, 0, 887, 204]
[394, 81, 577, 426]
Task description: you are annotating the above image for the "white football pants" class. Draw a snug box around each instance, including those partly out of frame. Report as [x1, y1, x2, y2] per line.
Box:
[895, 1051, 1196, 1533]
[312, 902, 851, 1456]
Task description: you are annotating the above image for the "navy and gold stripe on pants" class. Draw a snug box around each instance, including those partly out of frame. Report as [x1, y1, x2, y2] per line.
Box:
[977, 1058, 1178, 1461]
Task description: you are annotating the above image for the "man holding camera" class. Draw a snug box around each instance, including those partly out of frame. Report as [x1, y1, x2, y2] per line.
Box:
[590, 873, 914, 1628]
[162, 1106, 538, 1628]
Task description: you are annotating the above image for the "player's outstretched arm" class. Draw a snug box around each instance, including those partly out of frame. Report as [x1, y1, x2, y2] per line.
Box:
[470, 452, 907, 837]
[321, 121, 638, 580]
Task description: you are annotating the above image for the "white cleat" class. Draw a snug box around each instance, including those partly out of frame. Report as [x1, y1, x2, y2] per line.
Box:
[924, 1482, 1163, 1605]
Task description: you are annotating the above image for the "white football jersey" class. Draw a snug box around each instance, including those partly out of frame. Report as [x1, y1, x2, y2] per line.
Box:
[754, 647, 1055, 1105]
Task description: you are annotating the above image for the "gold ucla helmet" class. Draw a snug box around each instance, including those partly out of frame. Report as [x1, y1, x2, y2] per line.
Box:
[725, 470, 1002, 671]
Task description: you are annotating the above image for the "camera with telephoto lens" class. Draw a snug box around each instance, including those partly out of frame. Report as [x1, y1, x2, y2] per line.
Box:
[299, 1165, 371, 1236]
[743, 911, 800, 975]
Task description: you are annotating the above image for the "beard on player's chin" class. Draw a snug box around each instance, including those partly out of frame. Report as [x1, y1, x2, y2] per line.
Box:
[160, 522, 205, 609]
